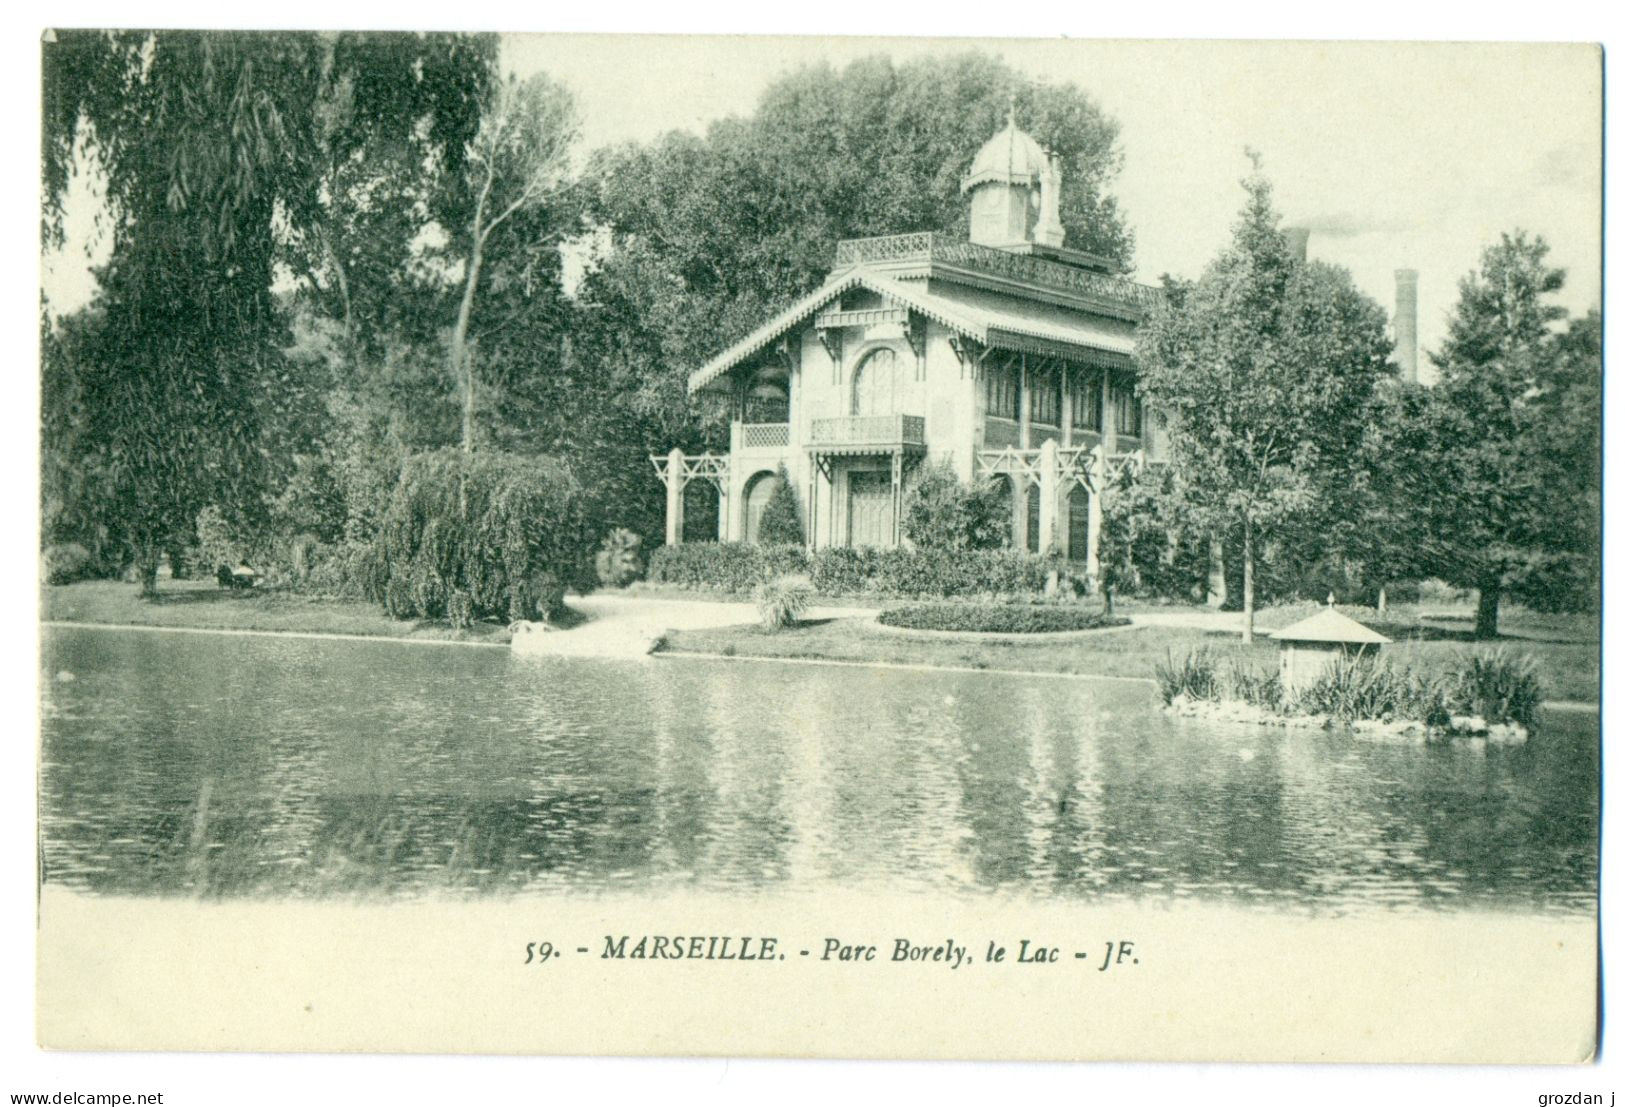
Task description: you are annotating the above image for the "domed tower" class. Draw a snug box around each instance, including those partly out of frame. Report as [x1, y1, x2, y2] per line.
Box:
[961, 109, 1066, 252]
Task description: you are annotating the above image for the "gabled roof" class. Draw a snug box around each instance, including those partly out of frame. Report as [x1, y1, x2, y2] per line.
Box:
[1271, 608, 1392, 645]
[687, 269, 1138, 394]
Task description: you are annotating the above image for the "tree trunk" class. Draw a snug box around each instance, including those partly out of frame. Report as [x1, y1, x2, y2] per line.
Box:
[452, 228, 488, 456]
[1475, 577, 1501, 639]
[1241, 517, 1255, 644]
[136, 544, 160, 599]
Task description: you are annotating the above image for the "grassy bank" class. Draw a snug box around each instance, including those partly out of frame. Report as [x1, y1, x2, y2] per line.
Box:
[660, 615, 1600, 703]
[43, 579, 511, 644]
[44, 579, 1600, 704]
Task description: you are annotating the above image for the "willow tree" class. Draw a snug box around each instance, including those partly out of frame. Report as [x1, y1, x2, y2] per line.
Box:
[1135, 155, 1391, 642]
[41, 31, 498, 593]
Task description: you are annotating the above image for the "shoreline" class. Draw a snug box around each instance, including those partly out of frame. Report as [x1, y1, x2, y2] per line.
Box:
[39, 618, 1602, 712]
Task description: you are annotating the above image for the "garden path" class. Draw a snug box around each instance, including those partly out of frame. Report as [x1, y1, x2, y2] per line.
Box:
[511, 593, 873, 659]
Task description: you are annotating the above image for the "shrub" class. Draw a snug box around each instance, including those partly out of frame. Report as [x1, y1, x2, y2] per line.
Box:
[188, 505, 245, 579]
[756, 465, 805, 546]
[1155, 648, 1219, 705]
[1290, 653, 1456, 727]
[647, 542, 1055, 599]
[646, 542, 809, 592]
[877, 602, 1126, 634]
[1292, 652, 1401, 722]
[902, 465, 1010, 550]
[594, 528, 645, 588]
[754, 574, 814, 632]
[1448, 648, 1542, 727]
[1224, 662, 1283, 712]
[43, 543, 92, 585]
[368, 449, 594, 622]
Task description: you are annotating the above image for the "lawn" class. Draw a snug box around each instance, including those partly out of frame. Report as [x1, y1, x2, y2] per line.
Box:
[42, 579, 510, 644]
[660, 609, 1601, 704]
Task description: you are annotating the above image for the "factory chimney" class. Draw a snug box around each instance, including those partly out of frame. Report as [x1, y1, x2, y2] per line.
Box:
[1283, 227, 1310, 263]
[1394, 269, 1419, 384]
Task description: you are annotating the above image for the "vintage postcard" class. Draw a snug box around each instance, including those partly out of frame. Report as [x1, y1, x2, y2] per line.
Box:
[35, 32, 1601, 1064]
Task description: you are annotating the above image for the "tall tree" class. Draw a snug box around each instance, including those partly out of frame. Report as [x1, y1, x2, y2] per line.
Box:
[1395, 233, 1595, 636]
[41, 31, 498, 591]
[446, 73, 578, 454]
[1135, 155, 1392, 641]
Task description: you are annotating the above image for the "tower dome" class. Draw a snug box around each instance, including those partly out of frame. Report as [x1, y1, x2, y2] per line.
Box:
[961, 112, 1050, 193]
[960, 109, 1066, 251]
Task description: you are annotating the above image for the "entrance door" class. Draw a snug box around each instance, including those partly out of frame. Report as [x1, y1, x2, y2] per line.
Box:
[847, 470, 894, 548]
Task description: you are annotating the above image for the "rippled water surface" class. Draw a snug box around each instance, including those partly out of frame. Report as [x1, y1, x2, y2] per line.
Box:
[39, 625, 1598, 912]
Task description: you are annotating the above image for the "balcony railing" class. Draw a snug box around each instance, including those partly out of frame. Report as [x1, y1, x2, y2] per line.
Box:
[808, 414, 926, 452]
[739, 422, 791, 450]
[831, 232, 1161, 319]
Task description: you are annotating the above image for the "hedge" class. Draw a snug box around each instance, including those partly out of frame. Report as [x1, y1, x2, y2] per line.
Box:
[878, 602, 1129, 634]
[645, 541, 1058, 599]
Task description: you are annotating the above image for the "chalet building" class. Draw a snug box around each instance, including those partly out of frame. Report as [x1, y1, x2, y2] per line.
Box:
[653, 114, 1166, 585]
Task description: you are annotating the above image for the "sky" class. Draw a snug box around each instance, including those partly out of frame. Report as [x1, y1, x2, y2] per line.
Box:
[43, 36, 1600, 378]
[503, 35, 1602, 376]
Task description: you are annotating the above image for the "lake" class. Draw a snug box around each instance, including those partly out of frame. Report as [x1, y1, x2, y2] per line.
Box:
[38, 624, 1598, 913]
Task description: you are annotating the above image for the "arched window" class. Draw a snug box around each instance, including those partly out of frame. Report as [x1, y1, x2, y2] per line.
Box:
[743, 470, 783, 544]
[851, 348, 900, 416]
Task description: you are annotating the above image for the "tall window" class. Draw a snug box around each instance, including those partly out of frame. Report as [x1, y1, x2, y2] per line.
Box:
[852, 348, 899, 416]
[1114, 387, 1143, 437]
[1070, 370, 1102, 432]
[1030, 372, 1061, 426]
[987, 363, 1020, 420]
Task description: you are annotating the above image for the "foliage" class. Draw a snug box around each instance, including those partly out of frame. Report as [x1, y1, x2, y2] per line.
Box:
[1135, 154, 1392, 640]
[446, 589, 475, 631]
[756, 465, 805, 546]
[1222, 663, 1284, 713]
[1098, 464, 1209, 603]
[1154, 648, 1219, 705]
[754, 575, 815, 632]
[594, 527, 646, 588]
[901, 465, 1010, 551]
[366, 449, 593, 622]
[877, 603, 1126, 634]
[187, 506, 248, 579]
[645, 542, 1058, 599]
[1368, 235, 1598, 636]
[41, 31, 500, 595]
[1449, 647, 1543, 728]
[446, 72, 580, 452]
[646, 543, 811, 592]
[43, 544, 93, 585]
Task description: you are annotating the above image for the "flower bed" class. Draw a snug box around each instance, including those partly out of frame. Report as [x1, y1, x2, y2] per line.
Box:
[876, 602, 1128, 635]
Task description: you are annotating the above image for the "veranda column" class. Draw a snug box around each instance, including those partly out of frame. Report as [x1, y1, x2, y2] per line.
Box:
[1085, 445, 1104, 590]
[1010, 476, 1029, 551]
[664, 447, 686, 546]
[716, 480, 730, 542]
[1037, 438, 1060, 556]
[1102, 372, 1119, 455]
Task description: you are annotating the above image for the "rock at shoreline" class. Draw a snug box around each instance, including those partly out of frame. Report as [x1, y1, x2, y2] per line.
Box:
[1163, 695, 1529, 745]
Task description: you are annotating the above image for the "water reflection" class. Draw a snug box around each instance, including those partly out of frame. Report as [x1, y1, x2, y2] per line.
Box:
[39, 626, 1597, 913]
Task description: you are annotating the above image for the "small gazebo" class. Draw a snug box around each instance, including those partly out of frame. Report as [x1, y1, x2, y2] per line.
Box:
[1271, 607, 1391, 692]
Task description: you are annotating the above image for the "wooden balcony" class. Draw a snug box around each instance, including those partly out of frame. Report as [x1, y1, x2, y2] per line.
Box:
[807, 414, 926, 455]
